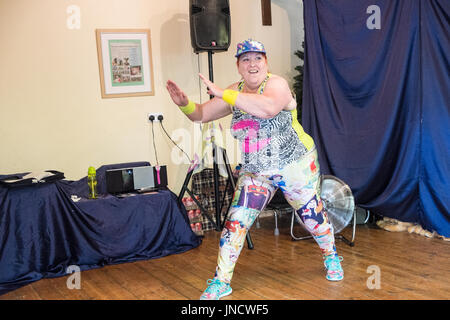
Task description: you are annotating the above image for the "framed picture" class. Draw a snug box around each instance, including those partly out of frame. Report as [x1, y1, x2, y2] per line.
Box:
[96, 29, 155, 98]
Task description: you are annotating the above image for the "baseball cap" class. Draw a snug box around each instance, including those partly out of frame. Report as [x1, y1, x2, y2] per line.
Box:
[235, 39, 266, 58]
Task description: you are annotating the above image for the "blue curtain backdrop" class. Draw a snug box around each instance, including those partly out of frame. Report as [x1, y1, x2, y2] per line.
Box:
[302, 0, 449, 236]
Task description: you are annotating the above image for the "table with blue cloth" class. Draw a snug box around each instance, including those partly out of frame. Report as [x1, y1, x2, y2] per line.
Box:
[0, 162, 202, 295]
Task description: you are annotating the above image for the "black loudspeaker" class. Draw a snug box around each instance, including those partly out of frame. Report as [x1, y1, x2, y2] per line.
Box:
[189, 0, 231, 53]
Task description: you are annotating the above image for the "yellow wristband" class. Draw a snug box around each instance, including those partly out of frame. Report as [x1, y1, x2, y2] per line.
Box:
[179, 100, 196, 115]
[222, 89, 239, 106]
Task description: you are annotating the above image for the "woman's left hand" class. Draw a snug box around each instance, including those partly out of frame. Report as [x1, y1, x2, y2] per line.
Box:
[198, 73, 223, 98]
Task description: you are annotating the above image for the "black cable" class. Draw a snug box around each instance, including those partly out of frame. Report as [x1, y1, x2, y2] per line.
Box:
[159, 121, 191, 163]
[151, 121, 159, 166]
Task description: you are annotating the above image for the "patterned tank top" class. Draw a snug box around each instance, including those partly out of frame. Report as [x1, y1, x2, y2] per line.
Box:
[230, 73, 315, 173]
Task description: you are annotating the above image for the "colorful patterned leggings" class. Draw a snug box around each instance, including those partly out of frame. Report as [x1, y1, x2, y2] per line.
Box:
[215, 148, 338, 283]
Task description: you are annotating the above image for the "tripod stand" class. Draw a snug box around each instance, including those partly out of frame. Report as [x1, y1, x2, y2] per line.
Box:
[177, 50, 254, 249]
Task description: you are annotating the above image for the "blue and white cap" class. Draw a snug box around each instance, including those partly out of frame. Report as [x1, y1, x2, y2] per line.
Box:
[235, 39, 266, 58]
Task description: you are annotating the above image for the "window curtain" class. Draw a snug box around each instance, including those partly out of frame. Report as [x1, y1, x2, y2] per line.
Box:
[301, 0, 449, 236]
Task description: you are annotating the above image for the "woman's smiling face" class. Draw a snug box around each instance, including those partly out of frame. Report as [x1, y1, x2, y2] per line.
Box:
[237, 52, 268, 90]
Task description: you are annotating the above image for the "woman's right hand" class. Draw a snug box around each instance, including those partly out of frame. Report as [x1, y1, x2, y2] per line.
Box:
[166, 80, 189, 107]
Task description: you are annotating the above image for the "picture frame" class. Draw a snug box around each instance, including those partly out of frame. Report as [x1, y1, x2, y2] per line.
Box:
[96, 29, 155, 98]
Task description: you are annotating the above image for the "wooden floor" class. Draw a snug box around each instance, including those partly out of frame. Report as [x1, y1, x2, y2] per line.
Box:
[1, 214, 449, 300]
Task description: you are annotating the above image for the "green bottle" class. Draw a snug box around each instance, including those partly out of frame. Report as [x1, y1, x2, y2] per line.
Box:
[87, 166, 98, 199]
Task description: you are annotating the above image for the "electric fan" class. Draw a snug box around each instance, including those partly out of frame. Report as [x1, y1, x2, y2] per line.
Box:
[319, 175, 355, 234]
[287, 174, 357, 245]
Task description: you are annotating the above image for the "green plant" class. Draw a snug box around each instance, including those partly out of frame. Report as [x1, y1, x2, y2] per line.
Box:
[293, 41, 305, 123]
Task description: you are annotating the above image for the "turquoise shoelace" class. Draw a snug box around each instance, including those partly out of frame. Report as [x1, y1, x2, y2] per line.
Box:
[205, 278, 227, 295]
[324, 255, 343, 271]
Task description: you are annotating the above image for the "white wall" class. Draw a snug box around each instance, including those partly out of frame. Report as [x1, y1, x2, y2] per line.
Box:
[0, 0, 303, 193]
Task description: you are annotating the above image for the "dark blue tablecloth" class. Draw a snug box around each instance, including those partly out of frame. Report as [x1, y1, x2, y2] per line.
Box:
[0, 162, 201, 295]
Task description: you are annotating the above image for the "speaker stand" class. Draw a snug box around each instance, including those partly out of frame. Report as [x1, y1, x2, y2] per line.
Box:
[178, 50, 254, 250]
